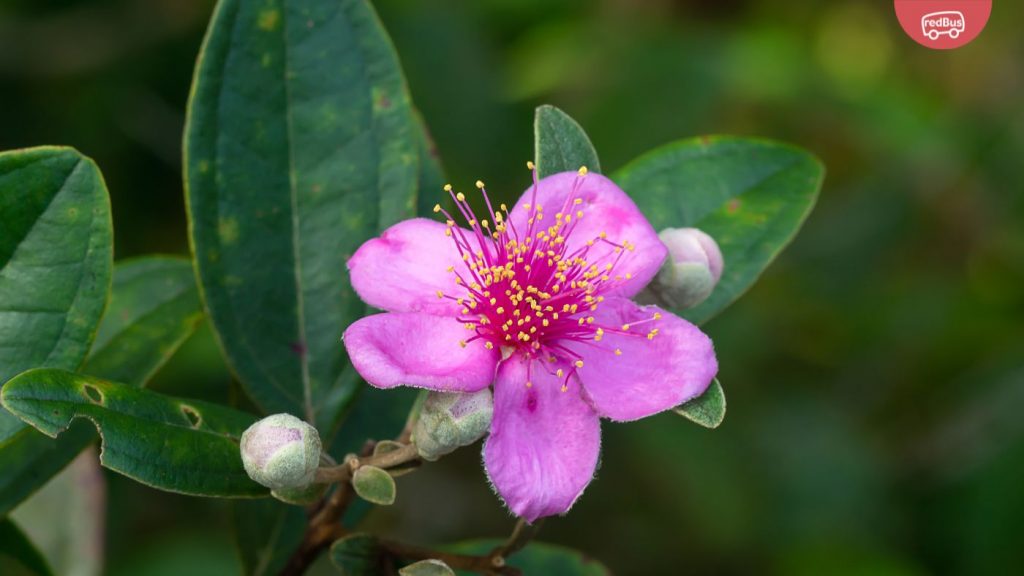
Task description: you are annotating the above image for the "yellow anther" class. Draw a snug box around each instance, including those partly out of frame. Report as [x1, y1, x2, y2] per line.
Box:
[578, 166, 588, 176]
[456, 192, 466, 202]
[622, 324, 630, 331]
[485, 342, 494, 350]
[432, 203, 441, 213]
[459, 340, 467, 348]
[444, 184, 453, 192]
[654, 313, 662, 320]
[614, 348, 622, 356]
[574, 360, 584, 368]
[436, 290, 444, 299]
[526, 380, 533, 388]
[475, 180, 485, 189]
[496, 307, 505, 314]
[526, 161, 535, 170]
[556, 369, 564, 378]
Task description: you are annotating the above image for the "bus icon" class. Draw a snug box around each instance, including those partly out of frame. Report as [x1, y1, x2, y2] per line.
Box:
[921, 11, 966, 40]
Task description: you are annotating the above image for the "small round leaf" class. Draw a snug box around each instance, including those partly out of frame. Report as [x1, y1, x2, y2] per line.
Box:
[352, 465, 396, 506]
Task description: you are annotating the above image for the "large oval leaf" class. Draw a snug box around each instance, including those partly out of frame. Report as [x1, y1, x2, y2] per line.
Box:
[534, 105, 601, 178]
[0, 146, 113, 515]
[0, 368, 266, 498]
[613, 136, 824, 325]
[185, 0, 420, 425]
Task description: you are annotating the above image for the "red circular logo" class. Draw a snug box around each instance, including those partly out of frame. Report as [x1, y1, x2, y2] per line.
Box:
[894, 0, 992, 49]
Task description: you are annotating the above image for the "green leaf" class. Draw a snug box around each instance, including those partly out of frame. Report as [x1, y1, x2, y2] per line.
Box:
[399, 559, 455, 576]
[232, 498, 306, 576]
[0, 146, 113, 516]
[446, 540, 610, 576]
[0, 256, 204, 515]
[534, 105, 601, 178]
[11, 449, 105, 576]
[352, 464, 396, 505]
[0, 368, 266, 498]
[0, 519, 54, 576]
[613, 136, 824, 325]
[674, 378, 726, 428]
[329, 533, 382, 575]
[84, 256, 204, 385]
[185, 0, 420, 425]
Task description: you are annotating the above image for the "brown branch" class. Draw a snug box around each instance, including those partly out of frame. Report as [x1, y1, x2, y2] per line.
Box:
[280, 441, 540, 576]
[312, 442, 420, 484]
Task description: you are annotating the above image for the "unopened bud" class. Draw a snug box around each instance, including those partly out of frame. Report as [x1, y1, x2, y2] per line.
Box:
[655, 227, 724, 309]
[413, 389, 493, 461]
[240, 413, 322, 490]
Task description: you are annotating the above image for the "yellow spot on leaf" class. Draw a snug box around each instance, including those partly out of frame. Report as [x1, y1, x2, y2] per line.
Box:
[258, 9, 280, 31]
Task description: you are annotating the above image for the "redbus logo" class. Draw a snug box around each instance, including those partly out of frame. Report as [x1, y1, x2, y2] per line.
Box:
[921, 11, 966, 40]
[894, 0, 991, 49]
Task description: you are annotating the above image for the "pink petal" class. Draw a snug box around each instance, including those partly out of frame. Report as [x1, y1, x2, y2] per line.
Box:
[483, 354, 601, 522]
[343, 312, 498, 391]
[570, 298, 717, 422]
[347, 218, 465, 315]
[508, 172, 667, 298]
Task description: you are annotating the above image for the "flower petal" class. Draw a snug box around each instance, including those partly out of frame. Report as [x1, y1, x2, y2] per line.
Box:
[347, 218, 464, 315]
[508, 172, 666, 297]
[483, 354, 601, 522]
[570, 297, 717, 422]
[343, 312, 498, 391]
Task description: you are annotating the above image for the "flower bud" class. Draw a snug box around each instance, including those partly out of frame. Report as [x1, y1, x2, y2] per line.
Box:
[655, 227, 724, 309]
[413, 389, 493, 461]
[240, 413, 322, 490]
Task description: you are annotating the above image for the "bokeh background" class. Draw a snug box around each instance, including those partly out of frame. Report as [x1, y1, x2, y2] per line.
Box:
[2, 0, 1023, 574]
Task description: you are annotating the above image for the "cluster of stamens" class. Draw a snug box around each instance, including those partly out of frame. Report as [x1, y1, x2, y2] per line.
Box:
[434, 164, 661, 390]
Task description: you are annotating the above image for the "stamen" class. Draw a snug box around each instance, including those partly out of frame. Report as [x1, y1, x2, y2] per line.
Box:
[430, 170, 653, 388]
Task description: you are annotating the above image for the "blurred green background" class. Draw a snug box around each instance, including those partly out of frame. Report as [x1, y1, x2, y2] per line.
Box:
[2, 0, 1023, 574]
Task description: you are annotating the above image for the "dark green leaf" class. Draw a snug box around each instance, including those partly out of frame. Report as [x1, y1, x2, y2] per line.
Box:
[0, 368, 266, 497]
[674, 378, 726, 428]
[614, 136, 824, 324]
[0, 519, 54, 576]
[534, 105, 601, 178]
[232, 498, 306, 576]
[329, 533, 382, 575]
[352, 464, 396, 505]
[0, 146, 112, 516]
[185, 0, 420, 425]
[0, 256, 204, 515]
[447, 540, 610, 576]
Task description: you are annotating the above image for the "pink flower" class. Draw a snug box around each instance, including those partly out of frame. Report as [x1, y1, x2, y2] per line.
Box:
[343, 168, 718, 522]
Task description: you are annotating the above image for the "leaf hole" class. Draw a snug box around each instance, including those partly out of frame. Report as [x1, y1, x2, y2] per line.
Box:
[181, 405, 202, 428]
[83, 385, 104, 405]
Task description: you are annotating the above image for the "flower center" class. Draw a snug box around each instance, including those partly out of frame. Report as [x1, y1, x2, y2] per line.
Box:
[433, 165, 660, 388]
